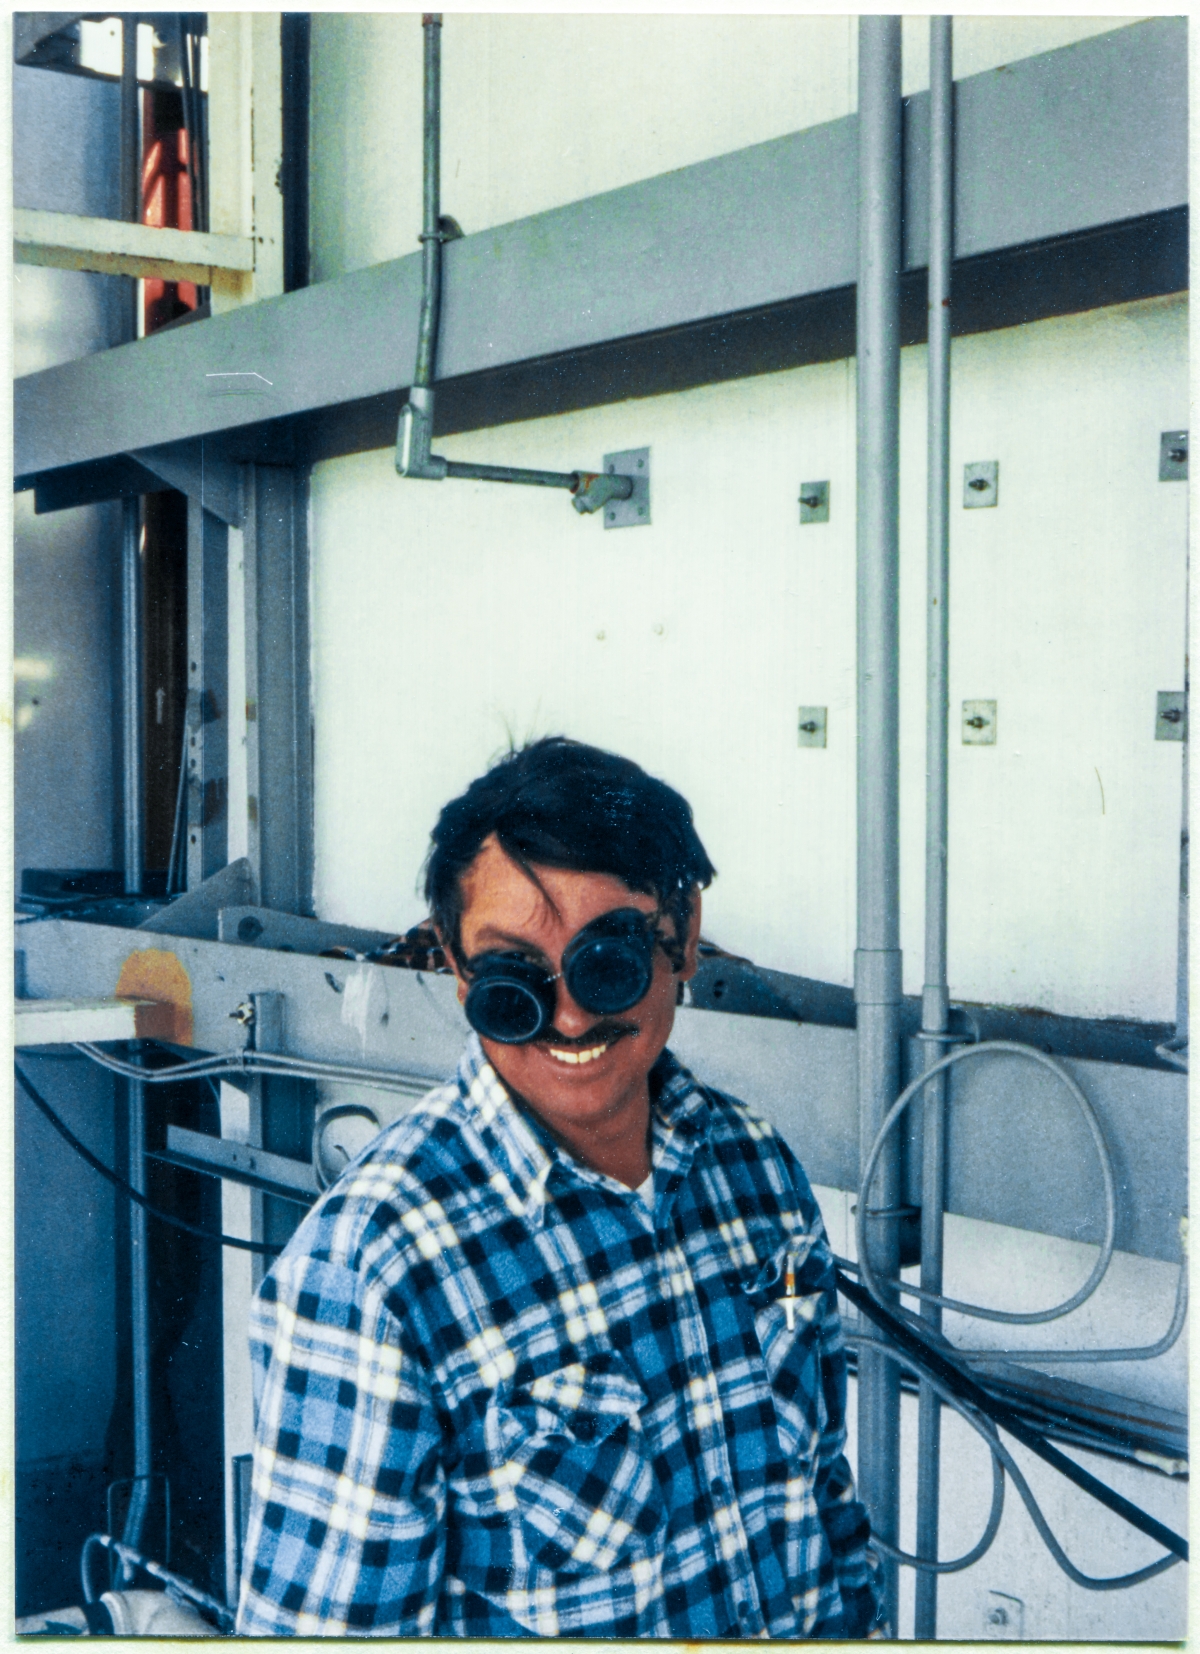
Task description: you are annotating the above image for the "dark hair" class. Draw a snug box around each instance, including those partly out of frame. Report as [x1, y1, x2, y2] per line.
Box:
[424, 737, 716, 968]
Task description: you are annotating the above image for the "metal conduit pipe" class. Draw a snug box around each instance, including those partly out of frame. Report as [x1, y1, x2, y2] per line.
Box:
[119, 1066, 153, 1575]
[854, 15, 904, 1632]
[395, 15, 632, 515]
[914, 17, 954, 1638]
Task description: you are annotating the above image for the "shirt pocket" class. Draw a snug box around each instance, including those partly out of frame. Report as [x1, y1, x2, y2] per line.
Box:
[484, 1352, 664, 1576]
[741, 1235, 828, 1466]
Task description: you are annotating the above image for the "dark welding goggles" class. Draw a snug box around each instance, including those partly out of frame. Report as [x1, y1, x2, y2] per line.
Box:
[463, 907, 663, 1045]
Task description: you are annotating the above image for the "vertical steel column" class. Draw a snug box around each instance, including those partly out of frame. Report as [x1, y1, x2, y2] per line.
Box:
[120, 15, 143, 893]
[120, 499, 144, 894]
[854, 16, 903, 1632]
[242, 465, 314, 917]
[914, 16, 954, 1640]
[186, 501, 230, 889]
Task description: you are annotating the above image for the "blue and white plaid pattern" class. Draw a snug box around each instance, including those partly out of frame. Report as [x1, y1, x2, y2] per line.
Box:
[237, 1035, 882, 1638]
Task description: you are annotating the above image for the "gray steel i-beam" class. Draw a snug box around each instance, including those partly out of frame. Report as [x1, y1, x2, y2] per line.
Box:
[186, 502, 230, 889]
[854, 14, 903, 1632]
[914, 16, 954, 1640]
[242, 465, 314, 918]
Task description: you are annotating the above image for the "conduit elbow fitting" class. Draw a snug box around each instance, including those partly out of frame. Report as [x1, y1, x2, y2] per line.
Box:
[571, 471, 634, 515]
[396, 387, 448, 480]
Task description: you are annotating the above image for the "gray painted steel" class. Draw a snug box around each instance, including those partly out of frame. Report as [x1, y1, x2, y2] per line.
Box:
[136, 439, 245, 528]
[916, 21, 954, 1633]
[14, 918, 1187, 1262]
[120, 496, 143, 895]
[13, 20, 1186, 487]
[160, 1123, 319, 1200]
[854, 17, 904, 1617]
[242, 466, 314, 918]
[185, 504, 229, 889]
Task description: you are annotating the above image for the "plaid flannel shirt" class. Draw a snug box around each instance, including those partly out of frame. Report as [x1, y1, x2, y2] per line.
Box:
[237, 1034, 882, 1638]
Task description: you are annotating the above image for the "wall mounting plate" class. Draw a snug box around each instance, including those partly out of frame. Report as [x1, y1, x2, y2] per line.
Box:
[797, 706, 827, 748]
[982, 1590, 1025, 1640]
[799, 480, 829, 524]
[1159, 430, 1188, 481]
[602, 447, 650, 528]
[963, 461, 998, 509]
[1156, 690, 1187, 741]
[962, 699, 997, 744]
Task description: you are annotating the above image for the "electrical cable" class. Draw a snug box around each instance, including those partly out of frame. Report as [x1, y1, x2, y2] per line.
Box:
[844, 1322, 1181, 1590]
[165, 713, 189, 896]
[15, 1062, 281, 1256]
[836, 1267, 1187, 1567]
[82, 1533, 234, 1631]
[845, 1354, 1007, 1574]
[73, 1040, 433, 1097]
[858, 1041, 1117, 1327]
[951, 1256, 1188, 1368]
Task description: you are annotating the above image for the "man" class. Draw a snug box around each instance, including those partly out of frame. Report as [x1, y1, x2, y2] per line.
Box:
[237, 737, 883, 1637]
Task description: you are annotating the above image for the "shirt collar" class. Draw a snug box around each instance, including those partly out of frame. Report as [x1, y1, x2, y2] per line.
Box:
[453, 1034, 713, 1226]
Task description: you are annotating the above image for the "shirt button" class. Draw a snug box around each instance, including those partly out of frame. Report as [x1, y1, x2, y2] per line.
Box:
[712, 1478, 729, 1500]
[737, 1601, 751, 1618]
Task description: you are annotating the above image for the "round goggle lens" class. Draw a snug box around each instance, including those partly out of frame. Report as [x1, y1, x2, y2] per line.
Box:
[565, 938, 653, 1015]
[465, 972, 553, 1044]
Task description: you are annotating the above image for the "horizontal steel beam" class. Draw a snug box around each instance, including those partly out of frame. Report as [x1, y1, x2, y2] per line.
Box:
[14, 917, 1186, 1262]
[14, 20, 1186, 493]
[157, 1124, 318, 1201]
[13, 207, 255, 284]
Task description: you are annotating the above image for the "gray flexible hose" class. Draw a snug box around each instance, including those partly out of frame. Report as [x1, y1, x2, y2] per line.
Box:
[857, 1041, 1116, 1325]
[844, 1327, 1005, 1573]
[851, 1331, 1182, 1590]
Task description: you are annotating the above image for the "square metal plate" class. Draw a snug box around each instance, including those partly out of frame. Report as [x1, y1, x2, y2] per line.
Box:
[1156, 690, 1187, 741]
[602, 447, 650, 528]
[799, 480, 829, 524]
[797, 706, 827, 748]
[963, 461, 998, 509]
[962, 699, 997, 744]
[1159, 430, 1188, 481]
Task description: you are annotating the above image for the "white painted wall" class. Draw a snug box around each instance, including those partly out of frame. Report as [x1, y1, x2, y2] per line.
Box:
[309, 14, 1142, 281]
[310, 294, 1187, 1023]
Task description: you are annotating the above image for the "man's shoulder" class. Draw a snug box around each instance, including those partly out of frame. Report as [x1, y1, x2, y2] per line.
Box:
[278, 1074, 492, 1273]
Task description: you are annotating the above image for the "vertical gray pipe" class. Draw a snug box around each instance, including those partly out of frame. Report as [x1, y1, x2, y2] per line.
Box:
[118, 21, 149, 1563]
[120, 1072, 153, 1566]
[414, 14, 443, 390]
[854, 15, 903, 1632]
[914, 16, 953, 1641]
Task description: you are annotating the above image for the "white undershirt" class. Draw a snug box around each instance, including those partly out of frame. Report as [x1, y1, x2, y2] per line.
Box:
[636, 1170, 655, 1207]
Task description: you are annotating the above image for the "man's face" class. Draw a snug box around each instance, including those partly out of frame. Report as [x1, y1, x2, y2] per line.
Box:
[446, 835, 700, 1144]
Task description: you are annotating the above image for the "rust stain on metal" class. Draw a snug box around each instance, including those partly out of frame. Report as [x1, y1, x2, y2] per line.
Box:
[115, 949, 194, 1046]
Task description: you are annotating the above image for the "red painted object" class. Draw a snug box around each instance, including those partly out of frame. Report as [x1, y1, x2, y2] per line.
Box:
[141, 88, 198, 333]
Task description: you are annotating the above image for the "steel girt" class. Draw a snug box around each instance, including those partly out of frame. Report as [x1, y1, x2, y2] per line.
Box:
[242, 465, 314, 919]
[14, 918, 1187, 1263]
[14, 20, 1186, 494]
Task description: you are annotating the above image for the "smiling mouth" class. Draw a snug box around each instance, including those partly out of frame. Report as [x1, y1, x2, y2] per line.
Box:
[540, 1025, 633, 1065]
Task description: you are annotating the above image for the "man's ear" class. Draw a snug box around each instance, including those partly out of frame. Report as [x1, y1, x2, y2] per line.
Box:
[679, 890, 702, 982]
[434, 926, 469, 1002]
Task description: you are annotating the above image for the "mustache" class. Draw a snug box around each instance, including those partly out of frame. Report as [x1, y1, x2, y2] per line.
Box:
[534, 1021, 636, 1048]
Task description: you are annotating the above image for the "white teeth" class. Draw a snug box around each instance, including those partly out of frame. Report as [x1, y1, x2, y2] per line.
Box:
[547, 1041, 610, 1065]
